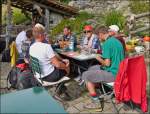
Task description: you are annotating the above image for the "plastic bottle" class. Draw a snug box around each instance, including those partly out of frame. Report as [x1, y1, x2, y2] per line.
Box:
[69, 36, 75, 51]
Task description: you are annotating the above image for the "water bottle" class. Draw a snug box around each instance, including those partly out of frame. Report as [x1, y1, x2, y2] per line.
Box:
[69, 36, 74, 51]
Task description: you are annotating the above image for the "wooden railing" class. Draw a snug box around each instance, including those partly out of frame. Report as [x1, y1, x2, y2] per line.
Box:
[126, 12, 150, 35]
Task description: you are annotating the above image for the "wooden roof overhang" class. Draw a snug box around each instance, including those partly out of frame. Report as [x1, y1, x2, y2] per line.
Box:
[4, 0, 78, 16]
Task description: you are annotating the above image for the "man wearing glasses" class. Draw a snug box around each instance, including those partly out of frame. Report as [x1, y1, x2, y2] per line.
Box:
[82, 25, 101, 52]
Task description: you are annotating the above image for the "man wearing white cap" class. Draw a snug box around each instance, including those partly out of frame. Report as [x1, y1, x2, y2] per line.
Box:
[108, 25, 126, 56]
[108, 25, 120, 36]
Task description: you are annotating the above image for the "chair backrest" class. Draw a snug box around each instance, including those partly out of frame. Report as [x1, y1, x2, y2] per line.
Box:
[30, 56, 42, 76]
[114, 55, 147, 112]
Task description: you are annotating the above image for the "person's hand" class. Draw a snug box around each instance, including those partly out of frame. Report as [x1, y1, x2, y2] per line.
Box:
[62, 59, 70, 74]
[62, 59, 69, 65]
[96, 55, 102, 61]
[24, 58, 29, 64]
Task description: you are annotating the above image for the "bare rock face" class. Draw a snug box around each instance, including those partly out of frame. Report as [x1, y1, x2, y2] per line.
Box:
[68, 0, 130, 15]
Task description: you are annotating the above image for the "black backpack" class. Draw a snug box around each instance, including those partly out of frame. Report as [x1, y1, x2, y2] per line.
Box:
[7, 66, 41, 90]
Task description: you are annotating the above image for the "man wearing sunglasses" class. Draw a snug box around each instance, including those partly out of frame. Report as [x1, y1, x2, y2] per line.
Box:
[74, 25, 101, 84]
[82, 25, 101, 52]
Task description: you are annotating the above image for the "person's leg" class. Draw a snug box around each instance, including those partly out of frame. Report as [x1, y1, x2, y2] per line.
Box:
[83, 70, 114, 94]
[88, 65, 101, 70]
[82, 69, 114, 111]
[42, 68, 66, 82]
[86, 81, 100, 102]
[42, 68, 71, 100]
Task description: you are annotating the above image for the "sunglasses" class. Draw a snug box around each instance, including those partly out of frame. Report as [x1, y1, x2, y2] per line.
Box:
[84, 31, 92, 34]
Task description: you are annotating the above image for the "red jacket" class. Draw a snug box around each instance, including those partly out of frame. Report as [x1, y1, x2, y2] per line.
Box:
[114, 55, 148, 112]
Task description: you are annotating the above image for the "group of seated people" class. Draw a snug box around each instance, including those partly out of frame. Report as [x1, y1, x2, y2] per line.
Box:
[15, 23, 125, 111]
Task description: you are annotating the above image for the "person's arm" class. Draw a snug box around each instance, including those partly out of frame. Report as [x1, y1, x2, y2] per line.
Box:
[51, 56, 66, 69]
[97, 41, 111, 66]
[46, 44, 70, 73]
[51, 56, 70, 74]
[96, 56, 110, 66]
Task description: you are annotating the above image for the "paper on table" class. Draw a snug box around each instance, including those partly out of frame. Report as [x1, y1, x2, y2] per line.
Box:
[74, 54, 97, 60]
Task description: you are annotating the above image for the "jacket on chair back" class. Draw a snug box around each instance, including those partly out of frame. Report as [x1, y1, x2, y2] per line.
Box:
[114, 55, 148, 112]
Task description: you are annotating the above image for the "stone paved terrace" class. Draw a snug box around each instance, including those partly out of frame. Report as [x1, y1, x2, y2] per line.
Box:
[0, 55, 150, 114]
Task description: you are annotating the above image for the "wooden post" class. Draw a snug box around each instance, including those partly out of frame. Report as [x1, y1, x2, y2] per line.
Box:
[45, 8, 50, 33]
[0, 0, 2, 35]
[6, 0, 12, 49]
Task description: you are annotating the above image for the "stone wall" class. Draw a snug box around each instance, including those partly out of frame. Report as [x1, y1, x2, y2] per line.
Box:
[68, 0, 130, 16]
[49, 12, 64, 28]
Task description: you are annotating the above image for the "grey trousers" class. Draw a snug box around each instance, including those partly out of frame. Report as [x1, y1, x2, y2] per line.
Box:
[82, 65, 115, 83]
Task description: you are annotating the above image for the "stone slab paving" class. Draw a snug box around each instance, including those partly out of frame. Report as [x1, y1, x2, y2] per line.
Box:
[0, 54, 150, 113]
[60, 81, 144, 114]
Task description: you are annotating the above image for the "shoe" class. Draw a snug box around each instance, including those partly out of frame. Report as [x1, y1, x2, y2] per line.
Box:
[84, 99, 103, 112]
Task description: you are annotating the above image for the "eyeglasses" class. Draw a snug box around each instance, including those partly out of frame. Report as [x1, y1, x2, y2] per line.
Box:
[84, 31, 92, 34]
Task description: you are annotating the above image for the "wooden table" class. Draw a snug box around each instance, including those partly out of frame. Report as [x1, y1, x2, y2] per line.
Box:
[0, 87, 67, 113]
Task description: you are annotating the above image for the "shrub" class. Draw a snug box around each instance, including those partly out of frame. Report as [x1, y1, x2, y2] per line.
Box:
[2, 5, 30, 25]
[104, 10, 125, 31]
[51, 12, 94, 37]
[129, 0, 150, 14]
[12, 8, 31, 25]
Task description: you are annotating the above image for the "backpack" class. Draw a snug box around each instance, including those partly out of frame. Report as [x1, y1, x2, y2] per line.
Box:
[1, 49, 11, 62]
[7, 65, 41, 90]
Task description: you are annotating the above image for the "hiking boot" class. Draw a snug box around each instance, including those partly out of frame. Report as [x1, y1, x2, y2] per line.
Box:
[84, 98, 103, 112]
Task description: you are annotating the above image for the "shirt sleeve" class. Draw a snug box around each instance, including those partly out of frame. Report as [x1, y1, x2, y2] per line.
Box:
[102, 43, 111, 59]
[46, 44, 55, 59]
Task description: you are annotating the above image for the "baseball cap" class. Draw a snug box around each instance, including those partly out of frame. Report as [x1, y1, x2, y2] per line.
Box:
[108, 25, 119, 32]
[84, 25, 93, 31]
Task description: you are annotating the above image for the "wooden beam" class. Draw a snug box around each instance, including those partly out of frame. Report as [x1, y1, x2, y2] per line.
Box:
[6, 0, 12, 49]
[135, 12, 150, 19]
[45, 8, 50, 33]
[130, 26, 150, 35]
[25, 0, 74, 16]
[11, 4, 33, 12]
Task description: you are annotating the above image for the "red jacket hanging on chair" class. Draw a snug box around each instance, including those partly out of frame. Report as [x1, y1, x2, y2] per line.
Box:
[114, 55, 148, 112]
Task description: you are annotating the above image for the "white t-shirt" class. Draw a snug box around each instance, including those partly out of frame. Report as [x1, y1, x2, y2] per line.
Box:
[15, 31, 27, 53]
[29, 42, 55, 78]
